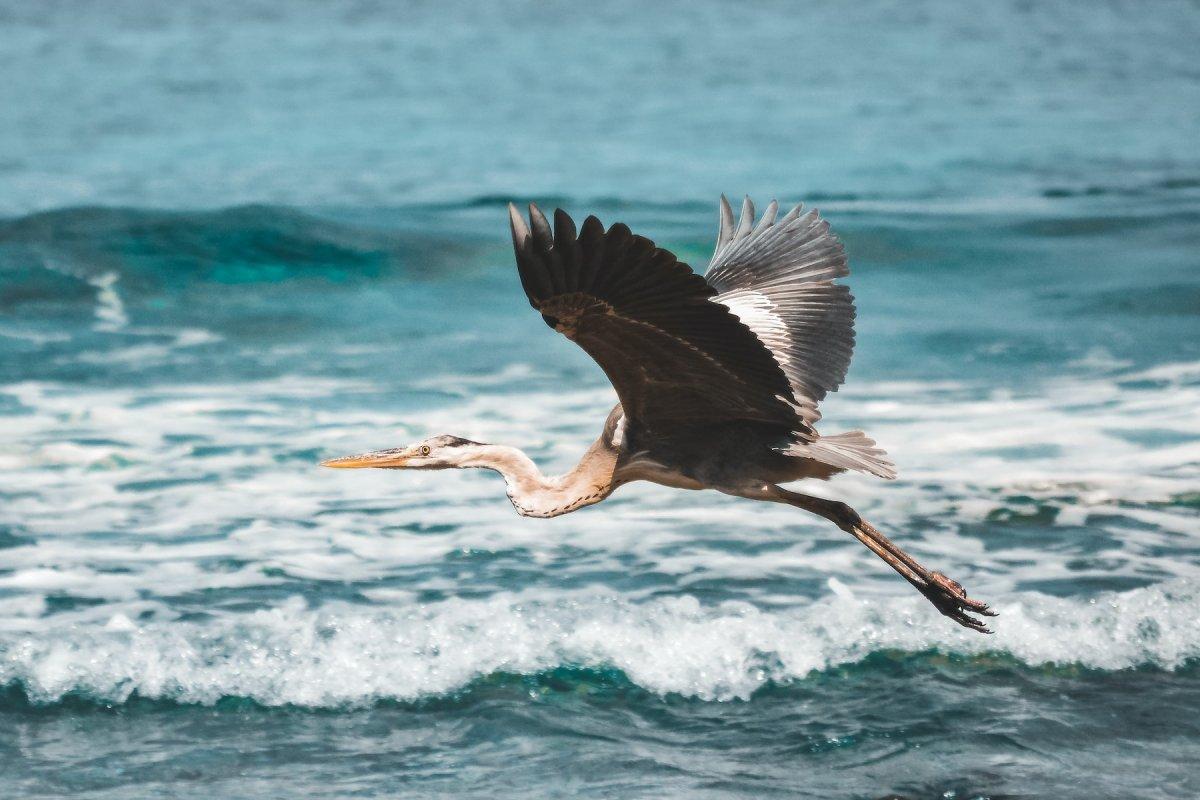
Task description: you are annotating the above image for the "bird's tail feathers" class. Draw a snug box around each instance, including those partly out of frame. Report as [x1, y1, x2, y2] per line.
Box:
[798, 431, 896, 480]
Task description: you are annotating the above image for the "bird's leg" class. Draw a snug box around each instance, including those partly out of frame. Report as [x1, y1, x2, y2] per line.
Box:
[765, 485, 996, 633]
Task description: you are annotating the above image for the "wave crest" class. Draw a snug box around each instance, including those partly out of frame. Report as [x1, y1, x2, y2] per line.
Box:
[2, 581, 1197, 709]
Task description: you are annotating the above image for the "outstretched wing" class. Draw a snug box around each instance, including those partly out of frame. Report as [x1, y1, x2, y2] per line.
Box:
[508, 203, 806, 437]
[706, 196, 856, 425]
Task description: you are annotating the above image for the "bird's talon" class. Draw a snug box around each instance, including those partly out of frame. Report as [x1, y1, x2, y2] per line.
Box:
[922, 571, 995, 634]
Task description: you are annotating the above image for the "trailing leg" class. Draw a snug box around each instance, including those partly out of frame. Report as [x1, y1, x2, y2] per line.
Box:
[763, 485, 996, 633]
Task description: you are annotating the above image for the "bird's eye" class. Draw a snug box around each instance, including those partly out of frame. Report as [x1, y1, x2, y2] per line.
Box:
[419, 445, 431, 456]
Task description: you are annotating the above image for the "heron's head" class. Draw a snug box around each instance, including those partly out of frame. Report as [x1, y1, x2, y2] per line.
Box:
[321, 435, 484, 471]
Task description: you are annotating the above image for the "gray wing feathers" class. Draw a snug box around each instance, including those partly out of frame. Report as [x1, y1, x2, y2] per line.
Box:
[706, 195, 894, 479]
[716, 196, 736, 251]
[733, 196, 755, 241]
[752, 199, 779, 233]
[706, 195, 856, 410]
[787, 430, 896, 480]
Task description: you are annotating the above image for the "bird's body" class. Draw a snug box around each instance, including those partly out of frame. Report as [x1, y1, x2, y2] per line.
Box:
[463, 408, 827, 519]
[324, 197, 995, 632]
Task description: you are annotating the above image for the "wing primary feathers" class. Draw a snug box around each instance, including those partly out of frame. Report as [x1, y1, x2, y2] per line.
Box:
[527, 203, 565, 294]
[512, 204, 554, 302]
[752, 199, 779, 234]
[553, 208, 579, 292]
[578, 215, 606, 293]
[528, 203, 553, 249]
[706, 194, 861, 426]
[508, 202, 530, 248]
[553, 208, 577, 248]
[734, 196, 755, 241]
[716, 194, 735, 253]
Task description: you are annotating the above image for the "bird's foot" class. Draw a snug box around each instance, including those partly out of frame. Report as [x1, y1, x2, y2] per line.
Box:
[920, 572, 997, 634]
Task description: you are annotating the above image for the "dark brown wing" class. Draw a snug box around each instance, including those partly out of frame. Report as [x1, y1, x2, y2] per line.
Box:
[508, 202, 806, 437]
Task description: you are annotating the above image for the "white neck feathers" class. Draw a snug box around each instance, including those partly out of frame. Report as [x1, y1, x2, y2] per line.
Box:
[456, 442, 616, 518]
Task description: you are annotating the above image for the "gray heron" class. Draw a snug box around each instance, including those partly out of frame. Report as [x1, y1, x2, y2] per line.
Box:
[323, 197, 995, 632]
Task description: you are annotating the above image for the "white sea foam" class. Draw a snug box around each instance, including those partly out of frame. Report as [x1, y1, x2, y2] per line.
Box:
[2, 362, 1199, 706]
[88, 271, 129, 331]
[1, 581, 1197, 707]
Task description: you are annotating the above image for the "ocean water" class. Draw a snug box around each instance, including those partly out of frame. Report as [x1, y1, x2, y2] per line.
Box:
[2, 1, 1200, 798]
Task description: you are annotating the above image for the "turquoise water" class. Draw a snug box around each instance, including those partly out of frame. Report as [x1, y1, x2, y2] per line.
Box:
[2, 2, 1200, 798]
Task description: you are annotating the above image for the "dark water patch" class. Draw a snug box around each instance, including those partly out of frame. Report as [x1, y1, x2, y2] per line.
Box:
[0, 264, 96, 309]
[1041, 176, 1200, 199]
[153, 575, 366, 614]
[1043, 185, 1111, 198]
[313, 502, 407, 518]
[162, 433, 210, 444]
[394, 521, 461, 536]
[976, 443, 1063, 460]
[1008, 212, 1200, 238]
[2, 659, 1197, 797]
[0, 525, 34, 549]
[1019, 574, 1160, 596]
[675, 573, 830, 606]
[985, 503, 1060, 526]
[67, 436, 134, 447]
[1116, 377, 1176, 391]
[1158, 177, 1200, 191]
[1163, 492, 1200, 510]
[956, 515, 1113, 562]
[0, 204, 481, 311]
[0, 391, 34, 415]
[1084, 510, 1166, 535]
[1107, 427, 1200, 447]
[189, 443, 261, 458]
[116, 475, 218, 493]
[42, 594, 108, 614]
[1078, 283, 1200, 316]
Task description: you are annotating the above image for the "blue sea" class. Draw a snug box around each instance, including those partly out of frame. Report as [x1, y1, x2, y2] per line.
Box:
[2, 2, 1200, 797]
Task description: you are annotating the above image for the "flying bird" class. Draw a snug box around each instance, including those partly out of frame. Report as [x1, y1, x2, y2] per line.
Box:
[323, 197, 995, 632]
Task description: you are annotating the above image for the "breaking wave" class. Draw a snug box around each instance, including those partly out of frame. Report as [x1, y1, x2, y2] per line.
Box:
[2, 581, 1197, 709]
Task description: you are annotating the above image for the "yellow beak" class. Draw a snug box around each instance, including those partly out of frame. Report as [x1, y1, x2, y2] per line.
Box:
[320, 449, 410, 469]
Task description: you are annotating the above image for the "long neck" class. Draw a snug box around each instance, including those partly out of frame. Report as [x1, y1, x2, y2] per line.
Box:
[461, 440, 617, 518]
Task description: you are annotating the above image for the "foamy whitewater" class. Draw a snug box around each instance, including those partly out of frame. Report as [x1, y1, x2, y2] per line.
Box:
[3, 368, 1200, 711]
[3, 2, 1200, 798]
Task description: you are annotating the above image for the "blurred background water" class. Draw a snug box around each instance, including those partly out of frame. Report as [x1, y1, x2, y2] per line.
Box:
[2, 1, 1200, 798]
